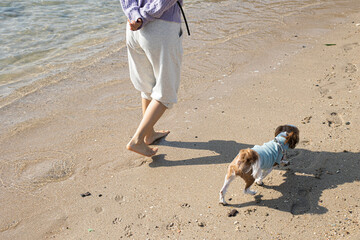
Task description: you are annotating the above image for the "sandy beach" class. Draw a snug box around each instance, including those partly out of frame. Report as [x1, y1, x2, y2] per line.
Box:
[1, 2, 360, 239]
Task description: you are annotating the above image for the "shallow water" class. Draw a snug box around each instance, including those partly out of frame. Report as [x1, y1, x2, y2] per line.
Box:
[0, 0, 125, 89]
[0, 0, 347, 104]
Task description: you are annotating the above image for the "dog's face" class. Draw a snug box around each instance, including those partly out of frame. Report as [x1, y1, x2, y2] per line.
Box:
[274, 125, 299, 149]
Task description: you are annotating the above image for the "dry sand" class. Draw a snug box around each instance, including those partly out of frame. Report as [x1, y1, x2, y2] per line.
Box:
[1, 5, 360, 240]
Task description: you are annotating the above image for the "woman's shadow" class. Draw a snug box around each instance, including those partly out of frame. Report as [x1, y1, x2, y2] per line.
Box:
[149, 139, 360, 215]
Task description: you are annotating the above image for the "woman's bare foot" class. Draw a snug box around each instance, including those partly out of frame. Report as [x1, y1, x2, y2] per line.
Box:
[126, 140, 158, 157]
[144, 130, 170, 145]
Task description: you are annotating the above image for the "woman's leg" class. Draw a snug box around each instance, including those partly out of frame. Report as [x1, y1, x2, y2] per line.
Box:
[127, 99, 168, 156]
[141, 98, 170, 145]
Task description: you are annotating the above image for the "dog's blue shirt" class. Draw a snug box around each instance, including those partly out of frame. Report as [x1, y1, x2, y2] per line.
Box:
[252, 132, 288, 169]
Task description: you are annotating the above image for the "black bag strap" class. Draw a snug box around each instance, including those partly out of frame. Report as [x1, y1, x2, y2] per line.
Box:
[177, 1, 190, 36]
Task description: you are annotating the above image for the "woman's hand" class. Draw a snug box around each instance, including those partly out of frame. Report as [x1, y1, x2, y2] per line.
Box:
[128, 18, 143, 31]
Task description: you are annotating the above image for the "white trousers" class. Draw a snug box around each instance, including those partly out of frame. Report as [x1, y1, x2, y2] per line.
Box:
[126, 19, 183, 108]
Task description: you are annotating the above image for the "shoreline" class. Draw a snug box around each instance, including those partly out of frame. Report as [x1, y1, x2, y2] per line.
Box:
[1, 3, 360, 239]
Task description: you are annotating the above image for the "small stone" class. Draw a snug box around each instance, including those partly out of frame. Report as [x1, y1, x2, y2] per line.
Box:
[228, 209, 239, 217]
[81, 192, 91, 197]
[198, 222, 205, 227]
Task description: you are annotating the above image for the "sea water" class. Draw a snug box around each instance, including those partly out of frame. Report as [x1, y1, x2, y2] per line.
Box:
[0, 0, 355, 106]
[0, 0, 125, 94]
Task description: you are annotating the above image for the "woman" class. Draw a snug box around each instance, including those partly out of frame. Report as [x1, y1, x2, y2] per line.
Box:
[120, 0, 184, 156]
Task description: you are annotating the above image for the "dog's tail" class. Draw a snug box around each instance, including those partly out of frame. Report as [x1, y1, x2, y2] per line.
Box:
[236, 149, 259, 176]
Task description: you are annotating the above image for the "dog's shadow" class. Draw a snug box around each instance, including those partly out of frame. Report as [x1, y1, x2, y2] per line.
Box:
[149, 139, 360, 215]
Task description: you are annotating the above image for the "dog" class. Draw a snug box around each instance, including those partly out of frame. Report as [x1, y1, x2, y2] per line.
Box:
[219, 125, 299, 205]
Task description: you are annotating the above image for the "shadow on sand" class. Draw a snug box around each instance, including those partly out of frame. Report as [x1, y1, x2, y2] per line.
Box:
[149, 139, 360, 215]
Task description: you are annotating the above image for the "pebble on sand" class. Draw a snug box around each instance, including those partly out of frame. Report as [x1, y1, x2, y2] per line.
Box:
[228, 209, 239, 217]
[81, 192, 91, 197]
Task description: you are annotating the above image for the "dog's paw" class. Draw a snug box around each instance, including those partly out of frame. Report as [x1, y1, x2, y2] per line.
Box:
[219, 200, 228, 206]
[281, 160, 290, 166]
[219, 194, 227, 205]
[244, 188, 257, 195]
[219, 197, 227, 205]
[255, 179, 263, 186]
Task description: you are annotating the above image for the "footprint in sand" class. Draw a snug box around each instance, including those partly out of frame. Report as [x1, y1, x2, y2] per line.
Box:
[300, 139, 311, 147]
[345, 63, 357, 73]
[290, 189, 311, 215]
[12, 151, 75, 189]
[301, 116, 312, 124]
[112, 217, 121, 224]
[343, 42, 359, 52]
[318, 86, 329, 97]
[115, 194, 124, 203]
[315, 168, 325, 179]
[95, 207, 103, 214]
[326, 112, 343, 127]
[124, 225, 132, 237]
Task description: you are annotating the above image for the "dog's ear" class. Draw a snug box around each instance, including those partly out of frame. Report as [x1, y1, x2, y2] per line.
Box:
[285, 131, 299, 149]
[275, 125, 286, 137]
[275, 125, 299, 137]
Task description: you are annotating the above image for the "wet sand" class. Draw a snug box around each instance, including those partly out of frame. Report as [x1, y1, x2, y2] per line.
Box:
[1, 3, 360, 240]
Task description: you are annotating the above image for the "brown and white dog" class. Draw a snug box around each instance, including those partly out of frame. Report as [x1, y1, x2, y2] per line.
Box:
[219, 125, 299, 205]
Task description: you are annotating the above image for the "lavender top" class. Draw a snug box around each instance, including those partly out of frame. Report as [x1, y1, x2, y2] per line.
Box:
[119, 0, 182, 27]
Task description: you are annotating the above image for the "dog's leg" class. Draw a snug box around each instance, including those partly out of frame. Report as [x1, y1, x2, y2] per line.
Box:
[255, 168, 273, 185]
[255, 169, 264, 185]
[243, 174, 256, 195]
[219, 173, 235, 205]
[280, 159, 289, 166]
